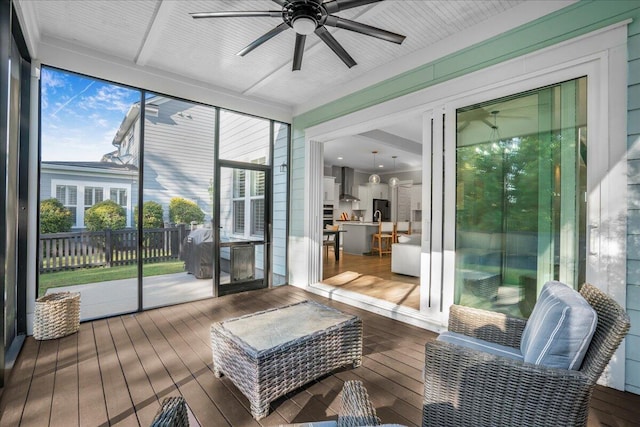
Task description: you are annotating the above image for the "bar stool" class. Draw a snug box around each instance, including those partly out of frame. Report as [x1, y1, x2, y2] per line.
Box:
[371, 222, 394, 257]
[394, 221, 411, 243]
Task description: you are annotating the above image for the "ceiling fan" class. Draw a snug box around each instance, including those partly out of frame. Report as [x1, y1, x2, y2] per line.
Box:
[191, 0, 406, 71]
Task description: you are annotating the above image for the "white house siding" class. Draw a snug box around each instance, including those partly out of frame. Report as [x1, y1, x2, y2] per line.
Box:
[142, 99, 216, 222]
[291, 2, 640, 393]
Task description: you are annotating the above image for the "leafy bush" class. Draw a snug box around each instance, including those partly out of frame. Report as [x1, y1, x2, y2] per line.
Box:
[84, 200, 126, 231]
[40, 198, 73, 233]
[134, 201, 164, 228]
[169, 197, 204, 225]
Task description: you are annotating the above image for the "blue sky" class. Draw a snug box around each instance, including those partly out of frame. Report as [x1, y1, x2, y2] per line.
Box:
[40, 67, 141, 162]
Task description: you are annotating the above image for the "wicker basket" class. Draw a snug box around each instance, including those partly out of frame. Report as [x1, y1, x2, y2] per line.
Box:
[34, 292, 81, 340]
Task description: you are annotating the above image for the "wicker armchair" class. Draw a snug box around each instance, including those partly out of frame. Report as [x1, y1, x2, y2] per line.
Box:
[279, 380, 381, 427]
[150, 396, 189, 427]
[423, 283, 631, 427]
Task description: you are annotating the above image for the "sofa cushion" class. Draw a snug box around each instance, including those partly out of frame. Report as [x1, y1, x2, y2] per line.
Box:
[437, 331, 524, 361]
[397, 234, 420, 245]
[520, 281, 597, 370]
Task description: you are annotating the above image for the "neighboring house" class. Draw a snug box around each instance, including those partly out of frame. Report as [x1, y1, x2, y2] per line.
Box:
[104, 96, 216, 224]
[40, 161, 138, 229]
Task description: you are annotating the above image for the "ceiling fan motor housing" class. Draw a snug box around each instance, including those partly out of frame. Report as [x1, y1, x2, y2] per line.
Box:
[283, 1, 326, 33]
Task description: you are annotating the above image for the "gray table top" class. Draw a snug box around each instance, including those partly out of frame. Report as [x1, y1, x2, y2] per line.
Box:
[220, 300, 356, 353]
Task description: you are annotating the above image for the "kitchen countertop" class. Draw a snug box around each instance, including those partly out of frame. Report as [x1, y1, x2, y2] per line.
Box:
[340, 222, 379, 226]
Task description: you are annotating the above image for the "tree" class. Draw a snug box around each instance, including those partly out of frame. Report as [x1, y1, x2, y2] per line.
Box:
[134, 201, 164, 228]
[40, 198, 73, 233]
[84, 200, 126, 231]
[169, 197, 204, 225]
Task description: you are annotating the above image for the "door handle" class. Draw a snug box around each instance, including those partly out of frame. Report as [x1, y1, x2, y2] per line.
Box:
[588, 224, 598, 256]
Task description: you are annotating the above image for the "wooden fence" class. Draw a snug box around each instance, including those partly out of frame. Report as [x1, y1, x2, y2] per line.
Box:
[39, 225, 187, 273]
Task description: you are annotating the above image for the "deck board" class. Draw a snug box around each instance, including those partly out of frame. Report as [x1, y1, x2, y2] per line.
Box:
[49, 332, 79, 427]
[1, 285, 639, 426]
[77, 322, 108, 426]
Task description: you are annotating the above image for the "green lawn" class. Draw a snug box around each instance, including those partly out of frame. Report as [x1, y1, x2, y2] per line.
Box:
[38, 261, 185, 297]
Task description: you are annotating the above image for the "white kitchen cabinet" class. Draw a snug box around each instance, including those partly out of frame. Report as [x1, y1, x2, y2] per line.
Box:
[323, 176, 336, 203]
[354, 185, 370, 218]
[369, 183, 389, 200]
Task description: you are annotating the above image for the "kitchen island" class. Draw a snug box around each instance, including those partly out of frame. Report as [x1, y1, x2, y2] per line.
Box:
[341, 222, 379, 255]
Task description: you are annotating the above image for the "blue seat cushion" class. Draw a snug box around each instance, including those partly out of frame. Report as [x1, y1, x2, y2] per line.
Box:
[437, 331, 524, 361]
[520, 281, 597, 370]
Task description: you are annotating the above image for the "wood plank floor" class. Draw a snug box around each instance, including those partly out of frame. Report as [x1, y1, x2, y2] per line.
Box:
[322, 251, 420, 309]
[1, 285, 639, 426]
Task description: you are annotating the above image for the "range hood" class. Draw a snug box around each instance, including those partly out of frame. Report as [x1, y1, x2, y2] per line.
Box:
[338, 167, 360, 202]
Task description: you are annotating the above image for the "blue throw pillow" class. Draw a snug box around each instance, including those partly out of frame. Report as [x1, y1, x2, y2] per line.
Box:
[520, 281, 597, 370]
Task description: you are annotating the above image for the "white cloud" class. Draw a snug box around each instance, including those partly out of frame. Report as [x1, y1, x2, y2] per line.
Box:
[79, 85, 137, 114]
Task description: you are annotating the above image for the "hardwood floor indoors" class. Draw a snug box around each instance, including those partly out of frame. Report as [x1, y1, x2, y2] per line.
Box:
[0, 285, 638, 426]
[322, 249, 420, 310]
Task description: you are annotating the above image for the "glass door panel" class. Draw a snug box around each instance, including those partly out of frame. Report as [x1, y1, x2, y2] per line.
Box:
[217, 165, 268, 295]
[38, 67, 141, 320]
[454, 77, 587, 317]
[142, 94, 215, 309]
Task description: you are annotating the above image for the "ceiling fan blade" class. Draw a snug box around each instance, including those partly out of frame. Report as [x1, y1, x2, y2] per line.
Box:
[323, 0, 382, 14]
[271, 0, 287, 5]
[190, 11, 282, 19]
[292, 34, 306, 71]
[481, 118, 496, 129]
[237, 22, 289, 56]
[315, 26, 356, 68]
[324, 16, 405, 44]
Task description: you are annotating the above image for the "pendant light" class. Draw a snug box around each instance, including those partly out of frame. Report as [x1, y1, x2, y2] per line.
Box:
[389, 155, 399, 187]
[368, 151, 381, 184]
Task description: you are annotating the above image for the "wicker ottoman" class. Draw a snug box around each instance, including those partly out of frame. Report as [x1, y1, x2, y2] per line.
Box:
[210, 300, 363, 420]
[460, 270, 501, 301]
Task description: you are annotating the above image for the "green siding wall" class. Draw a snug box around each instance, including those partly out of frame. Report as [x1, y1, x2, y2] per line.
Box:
[627, 12, 640, 396]
[291, 1, 640, 393]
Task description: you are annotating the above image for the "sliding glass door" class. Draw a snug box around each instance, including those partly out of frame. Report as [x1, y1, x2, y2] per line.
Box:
[454, 77, 587, 317]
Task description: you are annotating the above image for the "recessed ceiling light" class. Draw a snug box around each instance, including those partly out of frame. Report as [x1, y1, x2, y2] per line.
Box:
[337, 156, 343, 160]
[378, 164, 384, 168]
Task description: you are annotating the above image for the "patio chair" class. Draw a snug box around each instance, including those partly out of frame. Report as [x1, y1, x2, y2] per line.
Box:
[422, 282, 631, 427]
[279, 380, 384, 426]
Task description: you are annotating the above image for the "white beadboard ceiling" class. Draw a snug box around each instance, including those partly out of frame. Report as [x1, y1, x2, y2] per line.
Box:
[15, 0, 574, 174]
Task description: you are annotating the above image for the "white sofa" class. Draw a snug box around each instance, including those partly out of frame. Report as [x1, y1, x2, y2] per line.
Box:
[391, 234, 421, 277]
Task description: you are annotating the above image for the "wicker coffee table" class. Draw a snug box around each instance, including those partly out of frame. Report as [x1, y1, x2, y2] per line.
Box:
[210, 300, 363, 420]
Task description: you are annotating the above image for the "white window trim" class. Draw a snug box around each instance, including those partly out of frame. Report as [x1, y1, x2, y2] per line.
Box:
[302, 21, 628, 389]
[51, 179, 133, 228]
